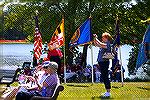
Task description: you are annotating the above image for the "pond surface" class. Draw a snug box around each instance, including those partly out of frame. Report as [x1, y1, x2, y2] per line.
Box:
[0, 43, 33, 70]
[0, 43, 132, 78]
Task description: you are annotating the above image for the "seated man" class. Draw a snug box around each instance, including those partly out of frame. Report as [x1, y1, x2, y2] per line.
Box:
[2, 61, 60, 100]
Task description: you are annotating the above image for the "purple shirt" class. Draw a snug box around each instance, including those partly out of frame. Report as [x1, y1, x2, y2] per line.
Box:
[39, 73, 60, 97]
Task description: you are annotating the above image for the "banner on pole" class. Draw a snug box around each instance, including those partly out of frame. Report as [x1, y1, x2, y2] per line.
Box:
[48, 18, 64, 50]
[69, 18, 92, 47]
[34, 16, 43, 60]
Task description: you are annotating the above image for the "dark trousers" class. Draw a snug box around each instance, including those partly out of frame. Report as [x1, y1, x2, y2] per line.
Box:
[15, 91, 41, 100]
[50, 56, 62, 76]
[98, 61, 111, 89]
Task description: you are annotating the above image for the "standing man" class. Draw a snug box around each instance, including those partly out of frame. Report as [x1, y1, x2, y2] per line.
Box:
[47, 48, 63, 77]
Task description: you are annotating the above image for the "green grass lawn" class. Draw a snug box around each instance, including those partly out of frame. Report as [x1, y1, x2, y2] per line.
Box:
[0, 82, 149, 100]
[58, 82, 150, 100]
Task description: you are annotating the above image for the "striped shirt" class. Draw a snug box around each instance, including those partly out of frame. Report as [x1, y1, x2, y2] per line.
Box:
[38, 73, 60, 97]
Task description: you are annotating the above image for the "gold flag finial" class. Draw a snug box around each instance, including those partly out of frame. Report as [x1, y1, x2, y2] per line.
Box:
[35, 10, 39, 16]
[141, 18, 150, 23]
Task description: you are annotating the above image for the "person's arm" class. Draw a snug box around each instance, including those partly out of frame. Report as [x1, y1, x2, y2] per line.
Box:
[24, 76, 38, 91]
[35, 80, 43, 91]
[27, 85, 38, 91]
[34, 75, 50, 91]
[34, 75, 44, 91]
[93, 38, 107, 48]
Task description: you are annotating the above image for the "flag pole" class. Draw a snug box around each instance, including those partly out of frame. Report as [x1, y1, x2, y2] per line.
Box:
[89, 14, 94, 83]
[64, 42, 66, 84]
[115, 15, 123, 87]
[90, 44, 94, 83]
[62, 16, 66, 84]
[64, 43, 66, 84]
[119, 46, 124, 87]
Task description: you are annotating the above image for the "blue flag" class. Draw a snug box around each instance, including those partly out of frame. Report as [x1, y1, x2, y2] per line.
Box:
[136, 24, 150, 71]
[70, 18, 92, 46]
[111, 18, 120, 75]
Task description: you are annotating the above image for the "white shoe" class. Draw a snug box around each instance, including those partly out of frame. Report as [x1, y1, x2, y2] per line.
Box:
[102, 92, 111, 97]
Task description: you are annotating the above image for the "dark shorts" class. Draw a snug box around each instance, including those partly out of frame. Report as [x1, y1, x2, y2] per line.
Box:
[15, 91, 42, 100]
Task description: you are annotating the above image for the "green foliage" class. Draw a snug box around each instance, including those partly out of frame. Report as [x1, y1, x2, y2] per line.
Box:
[127, 45, 139, 75]
[0, 10, 3, 39]
[2, 0, 150, 73]
[2, 0, 150, 42]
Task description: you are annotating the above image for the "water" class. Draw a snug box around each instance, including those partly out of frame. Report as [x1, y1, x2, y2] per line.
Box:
[0, 43, 132, 78]
[0, 43, 33, 70]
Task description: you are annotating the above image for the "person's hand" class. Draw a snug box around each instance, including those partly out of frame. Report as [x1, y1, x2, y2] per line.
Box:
[93, 34, 98, 44]
[93, 37, 99, 45]
[33, 74, 39, 85]
[25, 76, 35, 82]
[34, 73, 38, 80]
[93, 34, 98, 39]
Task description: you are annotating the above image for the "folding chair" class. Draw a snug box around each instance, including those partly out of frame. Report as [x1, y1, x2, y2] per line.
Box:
[31, 85, 64, 100]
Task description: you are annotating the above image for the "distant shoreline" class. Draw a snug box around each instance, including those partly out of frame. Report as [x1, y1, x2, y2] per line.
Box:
[0, 40, 30, 44]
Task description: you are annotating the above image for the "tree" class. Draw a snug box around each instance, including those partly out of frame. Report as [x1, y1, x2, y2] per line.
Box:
[2, 0, 150, 74]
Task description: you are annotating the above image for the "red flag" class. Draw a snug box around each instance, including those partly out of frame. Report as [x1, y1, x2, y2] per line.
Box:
[34, 27, 42, 60]
[48, 18, 64, 50]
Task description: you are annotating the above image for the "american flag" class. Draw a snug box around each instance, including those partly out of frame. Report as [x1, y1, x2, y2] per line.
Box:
[34, 16, 42, 60]
[48, 18, 64, 50]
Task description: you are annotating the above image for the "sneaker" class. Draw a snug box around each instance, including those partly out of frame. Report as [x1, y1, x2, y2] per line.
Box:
[102, 92, 111, 97]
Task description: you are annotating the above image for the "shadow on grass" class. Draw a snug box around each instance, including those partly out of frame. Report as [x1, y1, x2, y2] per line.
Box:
[67, 84, 90, 87]
[137, 87, 150, 91]
[92, 96, 114, 100]
[112, 86, 122, 89]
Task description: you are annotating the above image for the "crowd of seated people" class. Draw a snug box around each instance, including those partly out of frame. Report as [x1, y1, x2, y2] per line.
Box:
[65, 62, 125, 83]
[109, 60, 125, 82]
[65, 63, 102, 83]
[1, 61, 60, 100]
